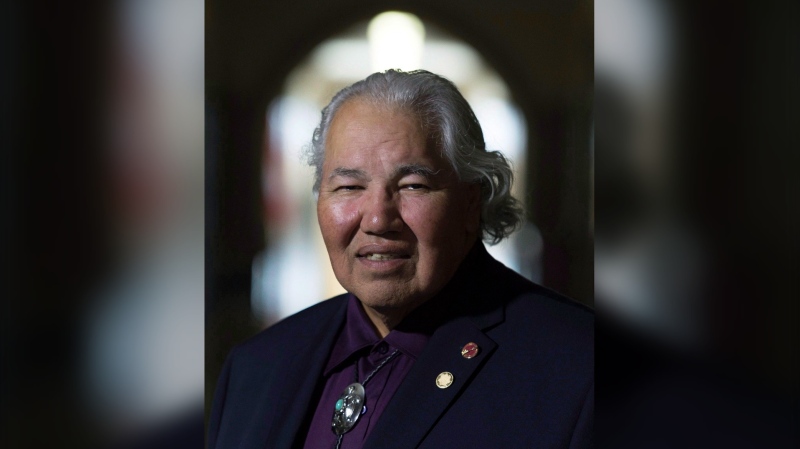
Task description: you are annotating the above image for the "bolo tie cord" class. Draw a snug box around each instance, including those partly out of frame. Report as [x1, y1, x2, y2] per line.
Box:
[334, 349, 400, 449]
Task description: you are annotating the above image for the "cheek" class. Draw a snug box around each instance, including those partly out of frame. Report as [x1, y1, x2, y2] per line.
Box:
[318, 199, 361, 245]
[402, 197, 461, 244]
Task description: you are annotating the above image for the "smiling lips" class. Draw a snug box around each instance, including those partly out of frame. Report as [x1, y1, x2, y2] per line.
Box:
[362, 253, 410, 261]
[356, 245, 412, 262]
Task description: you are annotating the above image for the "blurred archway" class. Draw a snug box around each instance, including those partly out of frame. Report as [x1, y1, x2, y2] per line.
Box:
[252, 12, 539, 327]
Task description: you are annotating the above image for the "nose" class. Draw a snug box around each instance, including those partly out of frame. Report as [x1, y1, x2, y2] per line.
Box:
[359, 188, 403, 235]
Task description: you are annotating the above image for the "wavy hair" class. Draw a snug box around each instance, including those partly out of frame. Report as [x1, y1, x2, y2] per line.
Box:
[306, 69, 523, 244]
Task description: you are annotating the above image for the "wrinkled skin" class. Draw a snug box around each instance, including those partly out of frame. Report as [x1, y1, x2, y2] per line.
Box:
[317, 99, 481, 336]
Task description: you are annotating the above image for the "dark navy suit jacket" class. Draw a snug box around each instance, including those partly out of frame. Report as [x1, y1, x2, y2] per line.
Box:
[209, 245, 593, 448]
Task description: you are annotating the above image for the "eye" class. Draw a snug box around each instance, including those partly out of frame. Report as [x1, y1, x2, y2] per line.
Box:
[335, 185, 363, 192]
[402, 184, 429, 191]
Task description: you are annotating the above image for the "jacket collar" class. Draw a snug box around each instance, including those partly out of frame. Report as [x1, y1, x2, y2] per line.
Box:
[265, 295, 349, 449]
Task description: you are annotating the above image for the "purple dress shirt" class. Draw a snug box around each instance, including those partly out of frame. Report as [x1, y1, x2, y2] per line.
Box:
[300, 295, 430, 449]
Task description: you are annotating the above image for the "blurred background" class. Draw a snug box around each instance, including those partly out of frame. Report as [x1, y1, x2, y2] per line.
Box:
[594, 1, 798, 447]
[2, 0, 797, 448]
[3, 0, 204, 448]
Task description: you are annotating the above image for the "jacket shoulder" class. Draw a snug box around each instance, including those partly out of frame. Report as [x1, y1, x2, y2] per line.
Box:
[485, 257, 594, 345]
[209, 295, 348, 448]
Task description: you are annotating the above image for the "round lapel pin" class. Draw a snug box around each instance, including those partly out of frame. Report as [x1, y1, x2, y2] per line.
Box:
[461, 342, 479, 359]
[436, 371, 454, 389]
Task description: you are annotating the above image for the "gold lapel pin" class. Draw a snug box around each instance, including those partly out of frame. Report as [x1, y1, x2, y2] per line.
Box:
[436, 371, 454, 389]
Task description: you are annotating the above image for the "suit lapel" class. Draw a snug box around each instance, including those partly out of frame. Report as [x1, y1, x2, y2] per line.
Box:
[363, 244, 507, 449]
[363, 314, 499, 449]
[265, 297, 349, 449]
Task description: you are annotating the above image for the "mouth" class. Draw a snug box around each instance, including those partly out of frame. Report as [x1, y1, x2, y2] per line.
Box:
[359, 253, 411, 261]
[356, 244, 412, 264]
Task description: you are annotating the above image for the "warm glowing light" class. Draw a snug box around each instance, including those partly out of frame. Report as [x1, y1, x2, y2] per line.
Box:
[367, 12, 425, 72]
[256, 14, 531, 325]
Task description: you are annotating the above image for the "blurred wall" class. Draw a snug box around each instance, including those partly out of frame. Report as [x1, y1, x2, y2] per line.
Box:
[4, 1, 206, 448]
[206, 0, 593, 423]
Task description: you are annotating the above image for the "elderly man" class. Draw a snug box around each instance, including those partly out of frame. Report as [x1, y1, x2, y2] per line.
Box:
[209, 70, 593, 449]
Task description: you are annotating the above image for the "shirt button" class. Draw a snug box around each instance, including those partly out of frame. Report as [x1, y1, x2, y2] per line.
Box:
[376, 342, 389, 354]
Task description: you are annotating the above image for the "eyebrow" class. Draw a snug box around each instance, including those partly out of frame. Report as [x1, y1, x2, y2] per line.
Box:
[327, 164, 441, 181]
[394, 164, 441, 178]
[328, 167, 368, 180]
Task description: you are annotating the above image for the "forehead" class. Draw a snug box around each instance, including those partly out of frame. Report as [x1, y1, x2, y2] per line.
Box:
[324, 99, 442, 167]
[328, 99, 421, 140]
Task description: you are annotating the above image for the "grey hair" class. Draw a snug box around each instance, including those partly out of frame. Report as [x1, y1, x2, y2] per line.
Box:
[306, 69, 523, 244]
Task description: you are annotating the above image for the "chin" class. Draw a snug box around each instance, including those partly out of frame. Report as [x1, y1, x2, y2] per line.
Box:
[353, 285, 424, 312]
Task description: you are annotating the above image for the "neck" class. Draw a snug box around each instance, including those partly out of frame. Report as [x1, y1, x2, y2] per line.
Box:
[360, 303, 413, 338]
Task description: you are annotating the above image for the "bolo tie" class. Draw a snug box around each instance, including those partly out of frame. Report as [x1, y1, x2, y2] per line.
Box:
[331, 348, 400, 449]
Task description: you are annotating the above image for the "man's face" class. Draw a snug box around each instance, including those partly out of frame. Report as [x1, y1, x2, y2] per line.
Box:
[317, 99, 481, 318]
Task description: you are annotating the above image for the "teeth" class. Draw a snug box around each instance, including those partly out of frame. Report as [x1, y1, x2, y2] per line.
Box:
[365, 253, 398, 261]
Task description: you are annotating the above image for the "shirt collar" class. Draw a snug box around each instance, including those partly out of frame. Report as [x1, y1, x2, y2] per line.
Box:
[323, 294, 434, 376]
[323, 294, 378, 376]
